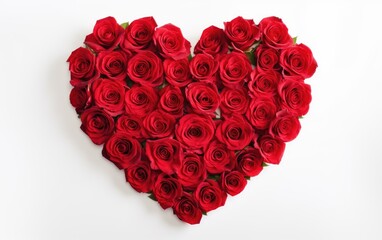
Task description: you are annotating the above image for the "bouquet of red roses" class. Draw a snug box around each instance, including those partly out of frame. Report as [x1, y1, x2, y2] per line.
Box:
[68, 16, 317, 224]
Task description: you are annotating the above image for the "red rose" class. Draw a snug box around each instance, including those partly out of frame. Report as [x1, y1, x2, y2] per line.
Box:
[80, 107, 114, 145]
[125, 160, 156, 193]
[175, 114, 215, 150]
[158, 86, 184, 118]
[176, 153, 207, 190]
[255, 44, 280, 71]
[96, 50, 129, 82]
[185, 82, 220, 116]
[219, 52, 252, 88]
[224, 16, 260, 51]
[92, 78, 126, 116]
[219, 87, 249, 114]
[102, 131, 142, 169]
[143, 110, 175, 138]
[153, 24, 191, 60]
[127, 50, 164, 87]
[69, 87, 90, 114]
[269, 110, 301, 142]
[248, 69, 281, 97]
[280, 44, 317, 79]
[215, 115, 253, 150]
[121, 16, 157, 52]
[124, 85, 158, 116]
[194, 26, 228, 56]
[67, 47, 98, 87]
[153, 173, 183, 209]
[259, 16, 293, 49]
[84, 16, 124, 52]
[194, 179, 227, 212]
[189, 53, 219, 82]
[255, 135, 285, 165]
[163, 58, 192, 87]
[173, 192, 202, 225]
[116, 115, 147, 140]
[236, 147, 264, 177]
[203, 140, 235, 174]
[278, 76, 312, 116]
[246, 97, 277, 130]
[146, 138, 181, 175]
[220, 171, 247, 196]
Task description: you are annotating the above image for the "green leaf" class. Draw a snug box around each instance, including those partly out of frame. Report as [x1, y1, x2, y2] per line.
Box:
[293, 36, 298, 44]
[188, 54, 193, 61]
[299, 115, 304, 119]
[245, 51, 256, 66]
[202, 211, 208, 216]
[148, 193, 157, 201]
[121, 22, 129, 29]
[262, 162, 269, 167]
[244, 176, 251, 180]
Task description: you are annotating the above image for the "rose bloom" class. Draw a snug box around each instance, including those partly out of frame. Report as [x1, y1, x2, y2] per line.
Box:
[189, 53, 219, 82]
[120, 16, 157, 52]
[173, 192, 202, 225]
[143, 110, 175, 138]
[185, 82, 220, 116]
[224, 16, 260, 51]
[269, 110, 301, 142]
[259, 16, 293, 49]
[176, 152, 207, 190]
[158, 85, 184, 118]
[219, 52, 252, 88]
[116, 115, 147, 141]
[175, 114, 215, 150]
[124, 85, 158, 116]
[127, 50, 164, 87]
[194, 26, 228, 56]
[154, 24, 191, 60]
[236, 147, 264, 177]
[248, 69, 281, 97]
[163, 58, 192, 87]
[84, 16, 124, 52]
[91, 78, 126, 116]
[204, 140, 235, 174]
[255, 44, 280, 71]
[102, 131, 142, 169]
[245, 97, 277, 130]
[215, 115, 254, 150]
[67, 47, 98, 87]
[194, 179, 227, 212]
[153, 173, 183, 209]
[220, 171, 247, 196]
[219, 87, 249, 115]
[96, 50, 130, 82]
[70, 87, 90, 114]
[146, 138, 181, 175]
[255, 135, 286, 165]
[280, 43, 317, 79]
[124, 160, 155, 193]
[80, 107, 114, 145]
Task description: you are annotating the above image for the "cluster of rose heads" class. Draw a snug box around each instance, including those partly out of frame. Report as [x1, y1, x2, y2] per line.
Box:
[67, 16, 317, 224]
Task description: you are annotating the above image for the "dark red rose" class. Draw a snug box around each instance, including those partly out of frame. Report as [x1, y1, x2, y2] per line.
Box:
[189, 53, 219, 82]
[255, 135, 285, 165]
[146, 138, 181, 175]
[280, 44, 317, 79]
[246, 97, 277, 130]
[67, 47, 98, 87]
[220, 171, 247, 196]
[194, 179, 227, 212]
[224, 16, 260, 51]
[219, 52, 252, 88]
[116, 115, 147, 140]
[236, 147, 264, 177]
[203, 140, 235, 174]
[80, 107, 114, 145]
[278, 76, 312, 116]
[185, 82, 220, 116]
[124, 85, 158, 116]
[96, 50, 129, 82]
[70, 87, 90, 114]
[153, 24, 191, 60]
[255, 44, 280, 71]
[102, 131, 142, 169]
[143, 110, 175, 138]
[153, 173, 183, 209]
[125, 160, 155, 193]
[127, 50, 164, 87]
[173, 192, 202, 225]
[248, 69, 281, 97]
[163, 58, 192, 87]
[219, 87, 249, 115]
[269, 110, 301, 142]
[84, 16, 124, 52]
[158, 86, 184, 118]
[194, 26, 228, 56]
[215, 115, 254, 150]
[175, 114, 215, 150]
[259, 16, 293, 49]
[92, 78, 126, 116]
[121, 16, 157, 52]
[176, 153, 207, 190]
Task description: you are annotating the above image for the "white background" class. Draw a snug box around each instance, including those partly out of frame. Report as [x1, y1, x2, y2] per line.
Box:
[1, 0, 381, 239]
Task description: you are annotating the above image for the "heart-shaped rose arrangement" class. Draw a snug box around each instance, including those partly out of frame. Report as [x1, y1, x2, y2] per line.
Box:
[67, 16, 317, 224]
